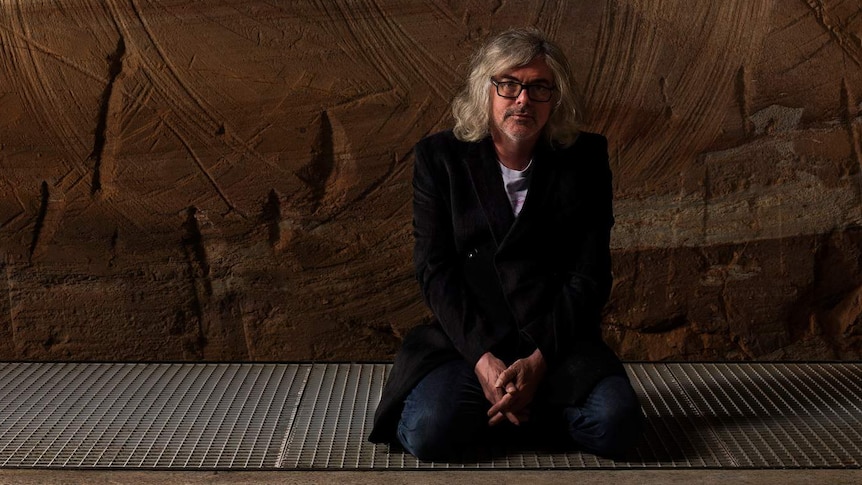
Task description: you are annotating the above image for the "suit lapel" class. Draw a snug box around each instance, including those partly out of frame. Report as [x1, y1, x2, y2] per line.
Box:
[500, 140, 555, 248]
[464, 137, 560, 250]
[464, 137, 515, 246]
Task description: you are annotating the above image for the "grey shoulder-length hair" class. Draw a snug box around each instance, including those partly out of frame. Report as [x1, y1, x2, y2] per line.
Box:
[452, 28, 584, 147]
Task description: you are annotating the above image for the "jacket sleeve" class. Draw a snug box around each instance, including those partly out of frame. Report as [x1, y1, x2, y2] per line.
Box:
[518, 135, 614, 365]
[412, 139, 507, 366]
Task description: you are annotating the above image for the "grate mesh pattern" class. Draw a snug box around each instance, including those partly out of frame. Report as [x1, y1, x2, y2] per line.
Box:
[0, 362, 859, 469]
[668, 363, 862, 468]
[0, 363, 306, 468]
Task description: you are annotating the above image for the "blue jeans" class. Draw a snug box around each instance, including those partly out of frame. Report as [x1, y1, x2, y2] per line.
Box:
[396, 359, 643, 461]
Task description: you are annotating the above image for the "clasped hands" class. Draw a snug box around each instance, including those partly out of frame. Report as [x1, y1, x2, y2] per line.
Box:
[474, 349, 547, 426]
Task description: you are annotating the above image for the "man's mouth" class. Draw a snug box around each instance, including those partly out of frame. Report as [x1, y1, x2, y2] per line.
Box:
[506, 111, 533, 120]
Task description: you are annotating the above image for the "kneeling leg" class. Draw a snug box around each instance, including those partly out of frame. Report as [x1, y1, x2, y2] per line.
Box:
[396, 360, 489, 461]
[563, 374, 643, 457]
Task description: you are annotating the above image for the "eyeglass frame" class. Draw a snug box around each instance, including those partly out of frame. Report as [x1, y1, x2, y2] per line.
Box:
[490, 78, 557, 102]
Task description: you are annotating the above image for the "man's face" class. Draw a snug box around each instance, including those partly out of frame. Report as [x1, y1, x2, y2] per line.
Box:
[489, 56, 555, 145]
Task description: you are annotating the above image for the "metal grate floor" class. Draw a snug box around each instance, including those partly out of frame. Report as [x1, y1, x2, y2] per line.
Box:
[0, 362, 859, 469]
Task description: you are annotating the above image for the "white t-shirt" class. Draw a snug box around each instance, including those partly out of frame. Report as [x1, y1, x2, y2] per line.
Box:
[499, 159, 533, 216]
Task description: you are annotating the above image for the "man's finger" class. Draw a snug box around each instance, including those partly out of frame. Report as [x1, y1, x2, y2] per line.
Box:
[487, 392, 512, 417]
[494, 368, 515, 389]
[488, 412, 507, 426]
[505, 411, 521, 426]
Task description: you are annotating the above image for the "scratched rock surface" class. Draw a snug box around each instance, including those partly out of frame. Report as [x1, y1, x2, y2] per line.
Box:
[0, 1, 860, 361]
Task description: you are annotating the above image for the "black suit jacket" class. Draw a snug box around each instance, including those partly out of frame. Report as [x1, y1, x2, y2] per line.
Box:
[369, 129, 624, 443]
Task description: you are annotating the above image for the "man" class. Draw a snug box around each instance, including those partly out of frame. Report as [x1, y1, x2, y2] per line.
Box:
[369, 27, 642, 461]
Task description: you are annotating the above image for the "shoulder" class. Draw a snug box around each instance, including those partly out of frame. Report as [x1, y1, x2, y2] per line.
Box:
[546, 131, 609, 168]
[415, 129, 470, 154]
[546, 131, 611, 196]
[414, 130, 487, 172]
[561, 130, 608, 154]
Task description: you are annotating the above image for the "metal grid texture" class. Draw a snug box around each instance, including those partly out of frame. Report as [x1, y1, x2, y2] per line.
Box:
[0, 363, 307, 468]
[0, 362, 860, 469]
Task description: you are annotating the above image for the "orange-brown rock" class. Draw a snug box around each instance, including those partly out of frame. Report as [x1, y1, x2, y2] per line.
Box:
[1, 1, 860, 361]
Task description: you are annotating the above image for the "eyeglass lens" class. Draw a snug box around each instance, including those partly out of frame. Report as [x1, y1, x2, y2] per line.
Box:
[493, 80, 552, 102]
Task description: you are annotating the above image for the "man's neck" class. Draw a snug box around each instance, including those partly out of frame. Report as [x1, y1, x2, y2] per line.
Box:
[492, 132, 538, 171]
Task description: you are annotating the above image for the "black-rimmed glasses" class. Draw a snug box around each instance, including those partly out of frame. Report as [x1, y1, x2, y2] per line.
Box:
[490, 78, 556, 102]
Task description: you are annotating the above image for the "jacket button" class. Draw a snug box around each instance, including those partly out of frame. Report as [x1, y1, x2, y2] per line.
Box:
[467, 249, 478, 259]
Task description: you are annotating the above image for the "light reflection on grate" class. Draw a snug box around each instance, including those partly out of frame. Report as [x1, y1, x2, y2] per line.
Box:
[0, 362, 859, 469]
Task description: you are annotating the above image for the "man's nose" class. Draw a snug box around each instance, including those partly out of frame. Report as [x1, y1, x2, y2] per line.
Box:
[516, 87, 531, 104]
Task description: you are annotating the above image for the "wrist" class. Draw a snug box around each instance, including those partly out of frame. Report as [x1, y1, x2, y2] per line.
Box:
[528, 348, 546, 372]
[475, 351, 496, 372]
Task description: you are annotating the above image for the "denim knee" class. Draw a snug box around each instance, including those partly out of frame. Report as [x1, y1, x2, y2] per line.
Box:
[568, 404, 642, 457]
[396, 410, 454, 461]
[564, 375, 643, 457]
[395, 360, 487, 461]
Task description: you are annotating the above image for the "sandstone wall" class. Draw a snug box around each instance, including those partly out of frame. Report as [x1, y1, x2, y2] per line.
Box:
[1, 1, 860, 361]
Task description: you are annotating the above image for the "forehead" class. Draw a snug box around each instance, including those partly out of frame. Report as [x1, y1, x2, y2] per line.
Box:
[495, 56, 554, 83]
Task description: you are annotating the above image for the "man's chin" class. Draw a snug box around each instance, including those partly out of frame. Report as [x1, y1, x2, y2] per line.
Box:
[502, 127, 540, 142]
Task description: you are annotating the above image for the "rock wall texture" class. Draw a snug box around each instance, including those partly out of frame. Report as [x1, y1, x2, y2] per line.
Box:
[1, 1, 861, 361]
